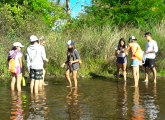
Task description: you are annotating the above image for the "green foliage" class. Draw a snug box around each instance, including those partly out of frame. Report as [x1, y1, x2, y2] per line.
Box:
[0, 0, 67, 36]
[73, 0, 165, 27]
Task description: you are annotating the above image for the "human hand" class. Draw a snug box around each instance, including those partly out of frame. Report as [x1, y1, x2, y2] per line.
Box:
[144, 51, 148, 53]
[61, 63, 65, 68]
[117, 50, 120, 54]
[45, 58, 49, 62]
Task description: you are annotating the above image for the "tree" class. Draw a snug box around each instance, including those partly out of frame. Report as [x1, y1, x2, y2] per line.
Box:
[74, 0, 165, 27]
[0, 0, 67, 35]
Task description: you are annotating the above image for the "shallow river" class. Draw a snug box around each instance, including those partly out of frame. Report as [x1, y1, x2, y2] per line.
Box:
[0, 77, 165, 120]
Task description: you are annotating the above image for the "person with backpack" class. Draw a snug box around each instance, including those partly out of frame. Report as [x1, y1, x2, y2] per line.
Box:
[8, 42, 24, 92]
[143, 32, 158, 83]
[124, 36, 142, 87]
[61, 40, 80, 87]
[115, 38, 128, 82]
[26, 35, 48, 94]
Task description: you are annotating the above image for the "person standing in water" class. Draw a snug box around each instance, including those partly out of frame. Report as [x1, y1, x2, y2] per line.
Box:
[61, 40, 80, 87]
[143, 32, 158, 83]
[26, 35, 48, 94]
[124, 36, 141, 87]
[8, 42, 24, 92]
[115, 38, 128, 82]
[39, 36, 48, 86]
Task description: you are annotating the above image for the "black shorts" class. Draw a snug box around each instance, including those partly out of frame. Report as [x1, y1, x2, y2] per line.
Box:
[143, 58, 155, 68]
[30, 69, 43, 80]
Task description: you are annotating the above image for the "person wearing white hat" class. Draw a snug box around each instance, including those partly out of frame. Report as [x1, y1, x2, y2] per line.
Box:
[124, 36, 142, 87]
[61, 40, 80, 87]
[26, 35, 48, 94]
[8, 42, 24, 92]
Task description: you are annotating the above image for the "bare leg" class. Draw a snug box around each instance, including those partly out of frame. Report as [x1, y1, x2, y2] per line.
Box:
[39, 80, 43, 88]
[11, 76, 16, 91]
[151, 67, 157, 83]
[39, 80, 43, 93]
[136, 65, 139, 82]
[72, 70, 78, 87]
[122, 63, 127, 81]
[65, 70, 72, 87]
[132, 66, 139, 87]
[34, 80, 39, 94]
[116, 63, 122, 81]
[30, 79, 34, 93]
[42, 68, 47, 85]
[144, 67, 149, 81]
[16, 74, 22, 92]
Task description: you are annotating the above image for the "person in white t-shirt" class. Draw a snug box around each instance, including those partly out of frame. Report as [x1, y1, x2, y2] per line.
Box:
[115, 38, 128, 82]
[143, 32, 158, 83]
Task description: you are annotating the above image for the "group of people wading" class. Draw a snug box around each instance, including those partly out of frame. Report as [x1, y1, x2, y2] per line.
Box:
[115, 32, 158, 86]
[8, 35, 80, 94]
[8, 32, 158, 94]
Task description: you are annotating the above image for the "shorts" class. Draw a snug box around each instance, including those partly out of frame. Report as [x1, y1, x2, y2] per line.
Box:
[30, 69, 43, 80]
[131, 59, 141, 66]
[116, 57, 127, 64]
[66, 66, 79, 72]
[13, 66, 21, 75]
[143, 58, 155, 68]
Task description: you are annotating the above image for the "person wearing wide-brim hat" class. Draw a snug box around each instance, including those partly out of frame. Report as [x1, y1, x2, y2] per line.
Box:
[61, 40, 80, 87]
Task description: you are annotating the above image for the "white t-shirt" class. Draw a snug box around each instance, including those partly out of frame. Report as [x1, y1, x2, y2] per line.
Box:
[145, 40, 158, 59]
[15, 53, 23, 66]
[115, 46, 127, 57]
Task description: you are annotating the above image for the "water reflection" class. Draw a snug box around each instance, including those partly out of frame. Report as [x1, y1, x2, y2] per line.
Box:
[10, 91, 24, 120]
[131, 86, 145, 119]
[142, 82, 159, 119]
[115, 82, 128, 119]
[66, 87, 82, 120]
[27, 87, 49, 120]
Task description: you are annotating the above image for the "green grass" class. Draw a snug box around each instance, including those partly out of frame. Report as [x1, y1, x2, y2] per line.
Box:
[1, 24, 165, 78]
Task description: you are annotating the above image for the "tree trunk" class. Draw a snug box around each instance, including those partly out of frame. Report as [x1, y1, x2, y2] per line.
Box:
[66, 0, 71, 15]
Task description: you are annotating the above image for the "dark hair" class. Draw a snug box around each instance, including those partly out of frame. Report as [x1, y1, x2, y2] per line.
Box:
[117, 38, 126, 50]
[12, 46, 17, 50]
[145, 32, 152, 36]
[30, 40, 39, 45]
[67, 45, 75, 55]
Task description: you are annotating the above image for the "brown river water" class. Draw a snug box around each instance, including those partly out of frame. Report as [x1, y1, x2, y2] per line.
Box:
[0, 77, 165, 120]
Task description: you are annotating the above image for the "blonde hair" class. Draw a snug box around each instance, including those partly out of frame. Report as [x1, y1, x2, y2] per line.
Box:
[39, 36, 46, 43]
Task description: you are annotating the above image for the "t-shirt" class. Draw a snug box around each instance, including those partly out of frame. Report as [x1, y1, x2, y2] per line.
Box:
[145, 40, 158, 59]
[129, 42, 140, 59]
[15, 53, 23, 67]
[115, 46, 127, 57]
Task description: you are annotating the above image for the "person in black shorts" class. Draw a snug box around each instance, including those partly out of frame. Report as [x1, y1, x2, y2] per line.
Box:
[143, 32, 158, 83]
[27, 35, 48, 94]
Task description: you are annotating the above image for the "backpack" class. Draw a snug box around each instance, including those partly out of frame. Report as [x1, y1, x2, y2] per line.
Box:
[8, 58, 16, 73]
[74, 49, 82, 65]
[134, 46, 143, 61]
[8, 49, 21, 74]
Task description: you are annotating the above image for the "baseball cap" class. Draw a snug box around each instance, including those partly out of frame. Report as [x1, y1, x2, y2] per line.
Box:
[13, 42, 24, 47]
[66, 40, 74, 46]
[30, 35, 38, 42]
[129, 36, 137, 40]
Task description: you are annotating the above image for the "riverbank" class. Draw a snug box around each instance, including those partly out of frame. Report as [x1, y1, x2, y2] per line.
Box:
[0, 24, 165, 79]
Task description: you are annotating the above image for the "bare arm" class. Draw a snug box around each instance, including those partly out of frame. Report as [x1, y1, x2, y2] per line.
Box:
[18, 57, 22, 68]
[124, 46, 130, 53]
